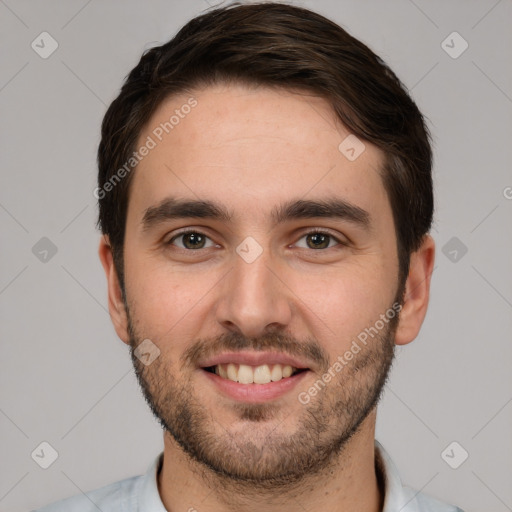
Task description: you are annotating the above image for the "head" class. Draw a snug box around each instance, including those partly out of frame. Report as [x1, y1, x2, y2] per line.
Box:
[98, 2, 435, 487]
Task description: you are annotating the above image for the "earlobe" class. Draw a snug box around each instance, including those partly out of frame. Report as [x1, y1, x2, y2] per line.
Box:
[98, 236, 130, 344]
[394, 235, 436, 346]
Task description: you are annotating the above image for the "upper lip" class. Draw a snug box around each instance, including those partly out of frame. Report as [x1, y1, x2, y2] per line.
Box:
[198, 351, 312, 370]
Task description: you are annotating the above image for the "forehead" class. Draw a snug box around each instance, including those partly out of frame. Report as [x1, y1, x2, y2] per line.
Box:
[129, 83, 390, 225]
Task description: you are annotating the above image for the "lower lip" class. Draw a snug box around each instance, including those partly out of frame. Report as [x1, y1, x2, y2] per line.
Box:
[201, 369, 310, 403]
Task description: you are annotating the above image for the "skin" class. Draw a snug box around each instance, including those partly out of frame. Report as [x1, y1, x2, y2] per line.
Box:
[99, 83, 435, 512]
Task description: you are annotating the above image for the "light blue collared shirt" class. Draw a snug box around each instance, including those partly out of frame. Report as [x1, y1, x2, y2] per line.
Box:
[34, 441, 464, 512]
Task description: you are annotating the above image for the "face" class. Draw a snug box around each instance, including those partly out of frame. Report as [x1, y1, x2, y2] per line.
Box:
[118, 84, 404, 485]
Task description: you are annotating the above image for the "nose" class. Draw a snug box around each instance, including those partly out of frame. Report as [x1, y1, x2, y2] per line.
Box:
[215, 250, 292, 338]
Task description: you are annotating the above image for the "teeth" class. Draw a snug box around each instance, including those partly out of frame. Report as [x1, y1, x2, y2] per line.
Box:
[253, 364, 271, 384]
[213, 363, 297, 384]
[238, 364, 254, 384]
[218, 364, 228, 379]
[282, 365, 293, 378]
[270, 364, 283, 381]
[227, 363, 237, 381]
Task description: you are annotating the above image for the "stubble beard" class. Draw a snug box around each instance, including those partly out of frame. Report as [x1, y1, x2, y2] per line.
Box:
[127, 307, 398, 491]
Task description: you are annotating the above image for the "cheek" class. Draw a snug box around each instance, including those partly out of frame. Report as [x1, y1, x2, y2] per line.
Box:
[123, 253, 210, 341]
[291, 262, 395, 348]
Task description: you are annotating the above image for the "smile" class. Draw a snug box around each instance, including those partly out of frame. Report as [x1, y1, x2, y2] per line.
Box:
[204, 363, 305, 384]
[201, 369, 311, 403]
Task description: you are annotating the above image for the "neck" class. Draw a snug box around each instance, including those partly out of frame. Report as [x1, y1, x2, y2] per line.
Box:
[157, 411, 383, 512]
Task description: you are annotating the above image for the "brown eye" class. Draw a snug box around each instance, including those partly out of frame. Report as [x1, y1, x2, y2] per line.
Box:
[295, 231, 340, 250]
[169, 231, 214, 250]
[306, 232, 330, 249]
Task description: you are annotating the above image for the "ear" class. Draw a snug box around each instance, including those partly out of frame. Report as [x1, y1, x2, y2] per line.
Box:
[394, 235, 435, 346]
[98, 236, 130, 344]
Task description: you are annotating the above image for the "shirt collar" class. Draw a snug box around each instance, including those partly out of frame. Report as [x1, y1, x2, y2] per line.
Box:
[137, 451, 167, 512]
[375, 439, 409, 511]
[139, 440, 415, 512]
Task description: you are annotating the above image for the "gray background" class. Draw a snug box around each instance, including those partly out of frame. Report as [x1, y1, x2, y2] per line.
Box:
[1, 0, 511, 511]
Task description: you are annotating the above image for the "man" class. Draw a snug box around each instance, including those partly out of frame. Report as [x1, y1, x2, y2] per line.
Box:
[36, 2, 464, 511]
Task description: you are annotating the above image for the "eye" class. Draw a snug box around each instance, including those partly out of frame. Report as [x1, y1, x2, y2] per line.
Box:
[168, 230, 216, 250]
[294, 230, 343, 250]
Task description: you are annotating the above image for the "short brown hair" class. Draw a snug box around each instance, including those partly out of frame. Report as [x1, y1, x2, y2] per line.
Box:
[97, 1, 433, 289]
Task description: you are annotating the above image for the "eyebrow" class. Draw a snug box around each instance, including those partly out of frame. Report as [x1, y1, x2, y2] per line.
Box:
[142, 196, 371, 231]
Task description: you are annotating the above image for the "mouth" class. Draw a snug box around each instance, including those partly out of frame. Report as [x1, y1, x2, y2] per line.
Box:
[203, 363, 307, 384]
[198, 351, 312, 403]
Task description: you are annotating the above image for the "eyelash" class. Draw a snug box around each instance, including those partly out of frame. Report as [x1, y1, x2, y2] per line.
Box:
[166, 228, 346, 251]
